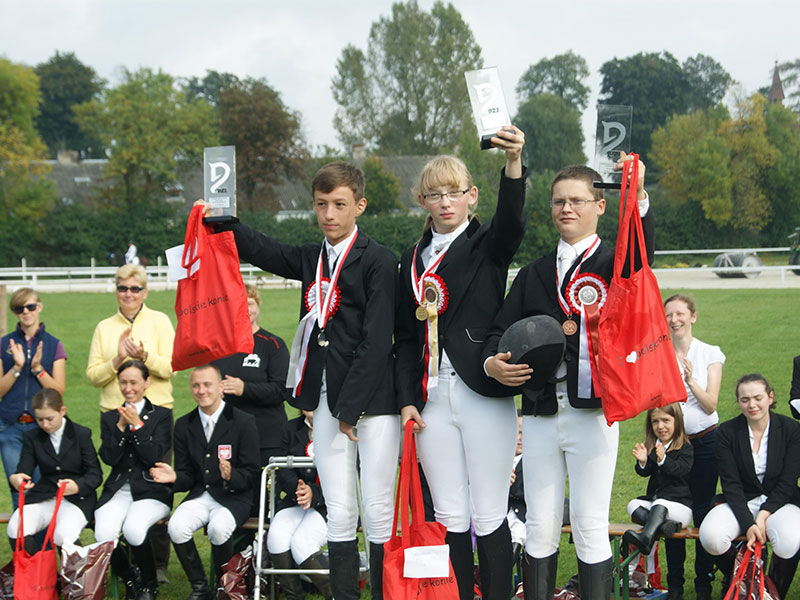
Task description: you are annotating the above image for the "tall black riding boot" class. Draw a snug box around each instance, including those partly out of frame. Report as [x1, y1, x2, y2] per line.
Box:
[211, 539, 234, 589]
[368, 541, 385, 599]
[623, 504, 668, 556]
[328, 539, 360, 600]
[476, 521, 513, 600]
[298, 551, 332, 599]
[173, 540, 213, 600]
[577, 558, 613, 600]
[664, 538, 686, 599]
[630, 507, 650, 525]
[130, 539, 159, 600]
[110, 544, 141, 599]
[769, 551, 800, 599]
[446, 530, 474, 600]
[270, 551, 305, 600]
[522, 551, 558, 600]
[714, 544, 738, 596]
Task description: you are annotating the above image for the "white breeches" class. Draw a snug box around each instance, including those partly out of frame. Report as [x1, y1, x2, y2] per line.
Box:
[626, 498, 693, 528]
[699, 502, 800, 559]
[267, 506, 328, 564]
[8, 498, 86, 547]
[94, 484, 171, 546]
[168, 492, 236, 545]
[507, 510, 526, 546]
[522, 398, 619, 563]
[313, 392, 400, 543]
[415, 369, 517, 536]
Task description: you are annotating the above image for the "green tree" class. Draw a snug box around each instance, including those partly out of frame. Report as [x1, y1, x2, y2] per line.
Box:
[777, 58, 800, 111]
[454, 127, 505, 222]
[763, 101, 800, 240]
[217, 77, 309, 212]
[34, 51, 103, 157]
[331, 0, 482, 154]
[514, 93, 585, 174]
[516, 51, 590, 111]
[682, 53, 732, 111]
[183, 70, 240, 107]
[363, 156, 403, 214]
[74, 67, 220, 206]
[0, 58, 41, 142]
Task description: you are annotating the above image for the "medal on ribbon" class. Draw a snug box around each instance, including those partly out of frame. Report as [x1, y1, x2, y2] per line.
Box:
[556, 237, 600, 335]
[565, 271, 608, 400]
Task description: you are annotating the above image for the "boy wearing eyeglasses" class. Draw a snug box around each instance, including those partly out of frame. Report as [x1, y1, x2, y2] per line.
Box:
[482, 155, 653, 600]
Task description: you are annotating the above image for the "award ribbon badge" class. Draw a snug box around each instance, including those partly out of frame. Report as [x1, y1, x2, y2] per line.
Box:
[218, 444, 232, 460]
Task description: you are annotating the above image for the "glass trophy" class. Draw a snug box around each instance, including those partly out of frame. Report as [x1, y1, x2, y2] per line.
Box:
[464, 67, 512, 150]
[203, 145, 237, 222]
[593, 105, 632, 189]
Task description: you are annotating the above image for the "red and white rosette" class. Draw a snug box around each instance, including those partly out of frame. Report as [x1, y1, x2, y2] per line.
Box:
[566, 272, 608, 398]
[419, 274, 448, 316]
[418, 274, 449, 400]
[304, 278, 341, 320]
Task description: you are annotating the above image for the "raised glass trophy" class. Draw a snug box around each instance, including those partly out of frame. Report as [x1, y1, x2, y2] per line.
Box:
[593, 105, 633, 190]
[203, 145, 237, 222]
[464, 67, 512, 150]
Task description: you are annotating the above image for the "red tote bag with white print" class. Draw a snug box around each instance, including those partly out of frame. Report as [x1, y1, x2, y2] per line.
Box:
[594, 155, 686, 424]
[172, 205, 253, 371]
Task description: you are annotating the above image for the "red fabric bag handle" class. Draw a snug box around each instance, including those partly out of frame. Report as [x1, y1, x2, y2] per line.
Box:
[390, 421, 426, 549]
[181, 204, 208, 277]
[722, 545, 753, 600]
[16, 480, 66, 553]
[612, 154, 647, 282]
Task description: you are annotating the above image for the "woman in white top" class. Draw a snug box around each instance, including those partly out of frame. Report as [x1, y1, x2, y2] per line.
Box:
[699, 374, 800, 599]
[663, 294, 725, 600]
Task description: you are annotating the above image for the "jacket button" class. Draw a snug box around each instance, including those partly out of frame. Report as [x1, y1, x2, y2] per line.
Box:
[205, 453, 211, 459]
[56, 466, 61, 471]
[204, 469, 209, 474]
[205, 484, 209, 489]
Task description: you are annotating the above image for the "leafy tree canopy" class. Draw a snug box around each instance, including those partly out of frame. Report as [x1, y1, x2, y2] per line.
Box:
[516, 51, 590, 112]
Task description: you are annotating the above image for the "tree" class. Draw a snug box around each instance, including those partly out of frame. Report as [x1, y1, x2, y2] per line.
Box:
[0, 58, 41, 142]
[362, 157, 403, 214]
[34, 51, 103, 157]
[183, 70, 240, 107]
[516, 51, 590, 111]
[599, 52, 731, 162]
[778, 59, 800, 111]
[332, 0, 482, 154]
[74, 67, 220, 206]
[514, 93, 585, 174]
[762, 101, 800, 240]
[217, 77, 308, 211]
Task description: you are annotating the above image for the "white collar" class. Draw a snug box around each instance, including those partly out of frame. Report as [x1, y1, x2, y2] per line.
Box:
[324, 226, 358, 260]
[49, 418, 66, 443]
[431, 219, 470, 247]
[557, 234, 599, 260]
[199, 400, 226, 430]
[130, 397, 145, 415]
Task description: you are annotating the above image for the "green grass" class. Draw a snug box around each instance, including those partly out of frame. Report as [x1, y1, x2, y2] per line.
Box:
[2, 287, 799, 598]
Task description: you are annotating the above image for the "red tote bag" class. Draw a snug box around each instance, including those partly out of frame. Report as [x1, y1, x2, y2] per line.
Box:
[13, 481, 66, 600]
[383, 421, 459, 600]
[172, 205, 253, 371]
[594, 155, 686, 424]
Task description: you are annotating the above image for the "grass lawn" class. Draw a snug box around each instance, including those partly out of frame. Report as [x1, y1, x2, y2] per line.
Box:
[2, 286, 799, 599]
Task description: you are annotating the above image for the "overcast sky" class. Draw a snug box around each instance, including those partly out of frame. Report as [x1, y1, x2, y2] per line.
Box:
[2, 0, 797, 161]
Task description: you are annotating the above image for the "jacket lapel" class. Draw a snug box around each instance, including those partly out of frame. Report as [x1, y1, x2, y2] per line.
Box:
[534, 250, 559, 307]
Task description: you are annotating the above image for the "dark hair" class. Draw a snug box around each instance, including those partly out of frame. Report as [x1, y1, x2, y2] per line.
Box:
[312, 161, 365, 201]
[117, 359, 150, 380]
[192, 363, 222, 380]
[664, 293, 697, 314]
[644, 403, 688, 452]
[551, 165, 604, 202]
[32, 388, 64, 411]
[735, 373, 776, 407]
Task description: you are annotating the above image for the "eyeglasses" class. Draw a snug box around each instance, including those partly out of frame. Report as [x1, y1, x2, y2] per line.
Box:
[550, 198, 599, 210]
[11, 303, 38, 314]
[422, 189, 470, 204]
[116, 285, 145, 294]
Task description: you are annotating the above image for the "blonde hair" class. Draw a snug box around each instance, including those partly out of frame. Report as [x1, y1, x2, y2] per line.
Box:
[245, 284, 260, 306]
[417, 155, 473, 196]
[644, 403, 688, 453]
[10, 287, 40, 309]
[115, 264, 147, 287]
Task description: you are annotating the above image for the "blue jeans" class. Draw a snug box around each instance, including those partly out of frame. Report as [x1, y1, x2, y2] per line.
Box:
[0, 416, 40, 510]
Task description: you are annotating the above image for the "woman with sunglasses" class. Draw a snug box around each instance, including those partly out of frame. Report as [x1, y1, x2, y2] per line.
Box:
[87, 265, 175, 413]
[0, 288, 67, 508]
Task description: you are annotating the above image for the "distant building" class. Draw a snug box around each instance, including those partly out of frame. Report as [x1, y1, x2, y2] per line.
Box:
[769, 62, 785, 104]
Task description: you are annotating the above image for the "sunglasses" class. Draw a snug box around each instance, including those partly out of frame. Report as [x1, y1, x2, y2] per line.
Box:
[11, 303, 39, 315]
[116, 285, 145, 294]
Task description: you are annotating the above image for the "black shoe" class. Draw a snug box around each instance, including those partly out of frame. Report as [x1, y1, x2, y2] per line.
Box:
[446, 530, 475, 600]
[172, 540, 213, 600]
[130, 539, 159, 597]
[270, 551, 304, 600]
[577, 558, 613, 600]
[623, 504, 668, 556]
[664, 590, 683, 600]
[136, 586, 158, 600]
[522, 551, 558, 600]
[298, 550, 331, 599]
[368, 542, 384, 600]
[111, 544, 141, 599]
[328, 540, 360, 600]
[476, 521, 513, 600]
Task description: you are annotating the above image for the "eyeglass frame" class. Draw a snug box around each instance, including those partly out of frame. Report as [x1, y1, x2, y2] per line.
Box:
[11, 303, 39, 315]
[116, 285, 146, 294]
[550, 198, 602, 210]
[422, 189, 471, 204]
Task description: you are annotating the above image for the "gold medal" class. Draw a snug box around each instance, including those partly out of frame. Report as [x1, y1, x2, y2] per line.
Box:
[317, 331, 329, 347]
[562, 318, 578, 336]
[415, 305, 429, 321]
